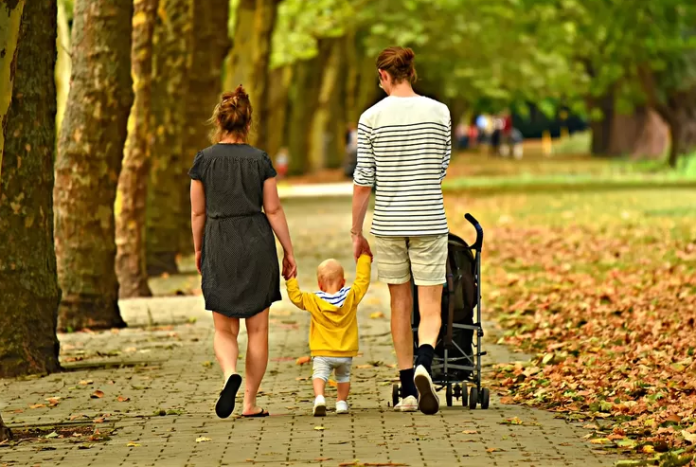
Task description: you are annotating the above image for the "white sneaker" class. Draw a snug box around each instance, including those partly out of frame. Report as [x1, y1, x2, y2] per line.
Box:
[336, 400, 349, 414]
[313, 395, 326, 417]
[414, 365, 440, 415]
[393, 395, 418, 412]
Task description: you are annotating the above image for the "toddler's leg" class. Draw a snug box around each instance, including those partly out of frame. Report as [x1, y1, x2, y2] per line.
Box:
[312, 357, 330, 417]
[334, 358, 352, 414]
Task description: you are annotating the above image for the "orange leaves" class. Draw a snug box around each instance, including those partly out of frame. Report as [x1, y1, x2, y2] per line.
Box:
[90, 390, 104, 399]
[295, 356, 311, 365]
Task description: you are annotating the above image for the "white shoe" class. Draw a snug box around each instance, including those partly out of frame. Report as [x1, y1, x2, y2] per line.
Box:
[414, 365, 440, 415]
[336, 400, 349, 414]
[313, 395, 326, 417]
[393, 395, 418, 412]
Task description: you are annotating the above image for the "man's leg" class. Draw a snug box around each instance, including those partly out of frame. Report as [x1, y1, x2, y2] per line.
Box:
[409, 234, 448, 415]
[374, 237, 418, 406]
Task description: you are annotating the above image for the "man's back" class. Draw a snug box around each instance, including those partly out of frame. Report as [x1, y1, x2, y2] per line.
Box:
[354, 95, 451, 237]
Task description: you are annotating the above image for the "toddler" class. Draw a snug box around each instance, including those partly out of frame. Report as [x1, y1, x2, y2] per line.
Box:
[286, 254, 371, 416]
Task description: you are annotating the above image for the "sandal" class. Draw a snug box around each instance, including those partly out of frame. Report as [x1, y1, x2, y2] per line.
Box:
[215, 374, 242, 419]
[242, 408, 269, 418]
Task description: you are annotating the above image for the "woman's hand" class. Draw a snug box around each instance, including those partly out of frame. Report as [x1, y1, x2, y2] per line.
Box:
[282, 252, 297, 280]
[195, 250, 202, 274]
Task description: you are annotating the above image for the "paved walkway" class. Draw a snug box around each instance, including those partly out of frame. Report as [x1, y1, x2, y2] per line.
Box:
[1, 197, 621, 467]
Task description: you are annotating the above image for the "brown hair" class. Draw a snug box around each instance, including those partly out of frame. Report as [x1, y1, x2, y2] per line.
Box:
[210, 85, 252, 143]
[376, 46, 417, 84]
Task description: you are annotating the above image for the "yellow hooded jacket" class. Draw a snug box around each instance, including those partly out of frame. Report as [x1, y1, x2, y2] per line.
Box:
[286, 255, 371, 357]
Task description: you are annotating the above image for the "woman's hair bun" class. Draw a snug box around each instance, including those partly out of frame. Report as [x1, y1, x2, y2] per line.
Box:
[209, 84, 253, 143]
[376, 46, 418, 84]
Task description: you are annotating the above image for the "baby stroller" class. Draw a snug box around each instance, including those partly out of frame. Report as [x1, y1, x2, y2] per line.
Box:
[391, 213, 490, 409]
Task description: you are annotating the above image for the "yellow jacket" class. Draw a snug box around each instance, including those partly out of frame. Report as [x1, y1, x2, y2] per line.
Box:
[286, 255, 371, 357]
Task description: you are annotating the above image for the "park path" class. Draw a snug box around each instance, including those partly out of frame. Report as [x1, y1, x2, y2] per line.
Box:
[0, 195, 621, 467]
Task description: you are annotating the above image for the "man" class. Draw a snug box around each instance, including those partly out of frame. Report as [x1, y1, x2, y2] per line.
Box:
[350, 46, 451, 415]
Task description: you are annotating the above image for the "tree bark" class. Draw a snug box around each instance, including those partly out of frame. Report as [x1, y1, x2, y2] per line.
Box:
[55, 0, 71, 134]
[309, 38, 343, 171]
[587, 91, 614, 156]
[225, 0, 280, 150]
[0, 412, 11, 442]
[287, 42, 331, 176]
[0, 0, 61, 376]
[355, 50, 380, 117]
[115, 0, 158, 299]
[54, 0, 133, 331]
[265, 65, 292, 160]
[608, 107, 668, 159]
[667, 108, 696, 168]
[145, 0, 193, 276]
[178, 0, 230, 256]
[0, 0, 25, 178]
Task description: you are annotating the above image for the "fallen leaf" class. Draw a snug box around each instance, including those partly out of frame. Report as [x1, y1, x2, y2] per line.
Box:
[328, 379, 338, 388]
[91, 390, 104, 399]
[314, 426, 325, 431]
[462, 430, 478, 434]
[45, 431, 59, 439]
[590, 438, 612, 445]
[369, 312, 385, 319]
[70, 414, 89, 421]
[296, 356, 311, 365]
[29, 403, 46, 409]
[46, 397, 61, 406]
[93, 418, 105, 423]
[486, 448, 504, 453]
[127, 442, 141, 447]
[681, 430, 696, 444]
[641, 445, 654, 454]
[117, 396, 130, 402]
[202, 361, 213, 368]
[79, 380, 93, 385]
[195, 437, 211, 443]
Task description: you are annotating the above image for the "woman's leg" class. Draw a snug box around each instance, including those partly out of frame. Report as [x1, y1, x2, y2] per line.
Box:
[242, 308, 270, 414]
[212, 312, 240, 381]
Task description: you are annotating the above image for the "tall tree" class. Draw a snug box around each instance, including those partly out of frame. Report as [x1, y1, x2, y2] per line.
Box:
[266, 65, 293, 160]
[146, 0, 193, 276]
[55, 0, 71, 134]
[54, 0, 133, 331]
[115, 0, 159, 298]
[0, 0, 25, 177]
[178, 0, 230, 255]
[0, 0, 61, 376]
[225, 0, 281, 150]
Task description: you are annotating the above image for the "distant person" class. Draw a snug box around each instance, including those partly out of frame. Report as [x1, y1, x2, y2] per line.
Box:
[189, 85, 297, 419]
[351, 46, 451, 415]
[455, 121, 467, 149]
[286, 254, 372, 416]
[275, 147, 289, 180]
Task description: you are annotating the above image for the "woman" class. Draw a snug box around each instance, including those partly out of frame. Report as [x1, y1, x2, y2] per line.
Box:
[189, 85, 296, 418]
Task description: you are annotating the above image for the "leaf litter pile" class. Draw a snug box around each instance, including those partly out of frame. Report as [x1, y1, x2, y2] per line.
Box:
[448, 189, 696, 462]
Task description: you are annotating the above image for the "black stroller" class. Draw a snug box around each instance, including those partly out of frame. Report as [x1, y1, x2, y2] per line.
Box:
[391, 213, 490, 409]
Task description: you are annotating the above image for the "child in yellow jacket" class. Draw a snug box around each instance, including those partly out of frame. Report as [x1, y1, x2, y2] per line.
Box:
[286, 254, 372, 416]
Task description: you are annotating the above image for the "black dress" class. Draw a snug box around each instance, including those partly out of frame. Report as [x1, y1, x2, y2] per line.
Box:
[188, 143, 281, 318]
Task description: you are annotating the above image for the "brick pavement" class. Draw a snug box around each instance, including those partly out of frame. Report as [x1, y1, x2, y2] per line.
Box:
[1, 197, 623, 467]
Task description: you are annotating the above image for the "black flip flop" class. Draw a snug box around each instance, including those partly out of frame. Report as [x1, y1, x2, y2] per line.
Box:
[242, 408, 269, 418]
[215, 374, 242, 419]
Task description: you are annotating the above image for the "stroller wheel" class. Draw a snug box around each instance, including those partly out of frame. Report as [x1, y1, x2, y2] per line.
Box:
[445, 384, 453, 407]
[481, 387, 490, 410]
[468, 386, 479, 410]
[391, 383, 400, 407]
[461, 385, 468, 407]
[453, 384, 462, 399]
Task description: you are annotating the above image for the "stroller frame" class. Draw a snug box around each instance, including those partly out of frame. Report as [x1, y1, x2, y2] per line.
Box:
[391, 213, 490, 409]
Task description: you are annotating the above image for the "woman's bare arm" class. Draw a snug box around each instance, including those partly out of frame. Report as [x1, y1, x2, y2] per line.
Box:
[262, 177, 293, 256]
[190, 180, 206, 256]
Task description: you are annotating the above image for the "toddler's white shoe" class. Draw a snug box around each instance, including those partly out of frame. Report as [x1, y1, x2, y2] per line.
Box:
[313, 395, 327, 417]
[393, 395, 418, 412]
[336, 400, 349, 414]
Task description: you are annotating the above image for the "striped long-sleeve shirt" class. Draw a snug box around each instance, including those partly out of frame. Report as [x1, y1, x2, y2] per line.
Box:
[353, 96, 451, 237]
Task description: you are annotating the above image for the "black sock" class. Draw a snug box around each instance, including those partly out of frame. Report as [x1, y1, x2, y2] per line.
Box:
[399, 368, 417, 398]
[415, 344, 435, 375]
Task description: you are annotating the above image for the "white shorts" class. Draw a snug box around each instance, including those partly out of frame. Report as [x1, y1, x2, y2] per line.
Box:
[374, 235, 448, 286]
[312, 356, 352, 383]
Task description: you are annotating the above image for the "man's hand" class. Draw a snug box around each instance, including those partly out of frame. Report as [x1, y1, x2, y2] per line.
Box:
[352, 233, 373, 262]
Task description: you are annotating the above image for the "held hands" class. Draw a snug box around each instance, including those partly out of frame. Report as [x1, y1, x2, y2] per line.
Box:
[352, 232, 373, 262]
[282, 252, 297, 280]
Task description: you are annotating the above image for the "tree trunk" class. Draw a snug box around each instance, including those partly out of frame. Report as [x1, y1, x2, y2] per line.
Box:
[608, 107, 669, 158]
[177, 0, 230, 256]
[0, 412, 11, 442]
[54, 0, 133, 331]
[225, 0, 280, 150]
[55, 0, 71, 134]
[0, 0, 25, 178]
[667, 109, 696, 168]
[0, 0, 61, 376]
[287, 43, 331, 176]
[309, 38, 343, 171]
[344, 30, 360, 126]
[145, 0, 193, 276]
[587, 91, 614, 156]
[115, 0, 158, 299]
[265, 65, 292, 160]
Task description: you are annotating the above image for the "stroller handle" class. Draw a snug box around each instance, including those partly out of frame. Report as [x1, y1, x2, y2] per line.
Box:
[465, 213, 484, 251]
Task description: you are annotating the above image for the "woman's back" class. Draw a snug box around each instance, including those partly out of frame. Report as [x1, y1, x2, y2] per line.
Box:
[189, 143, 277, 218]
